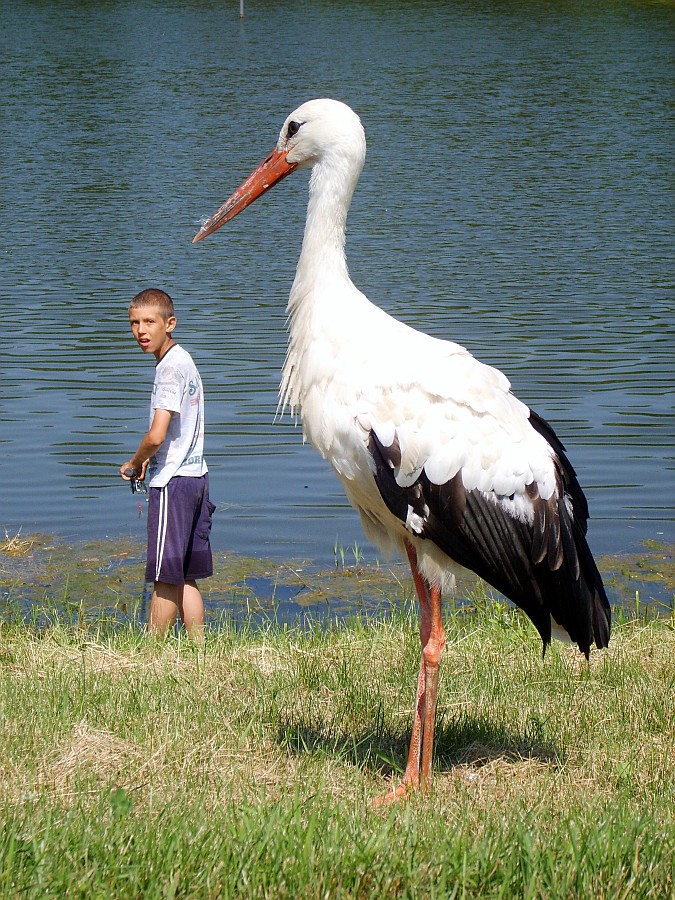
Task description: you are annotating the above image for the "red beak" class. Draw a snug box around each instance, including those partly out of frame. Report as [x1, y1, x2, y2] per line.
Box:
[193, 147, 298, 243]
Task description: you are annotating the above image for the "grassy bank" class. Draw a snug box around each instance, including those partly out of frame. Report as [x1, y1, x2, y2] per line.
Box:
[0, 599, 673, 898]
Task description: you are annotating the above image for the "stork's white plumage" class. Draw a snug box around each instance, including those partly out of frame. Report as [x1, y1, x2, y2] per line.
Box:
[194, 98, 611, 802]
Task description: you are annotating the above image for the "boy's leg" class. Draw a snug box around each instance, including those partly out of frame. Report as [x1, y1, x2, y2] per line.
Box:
[149, 581, 180, 635]
[179, 580, 205, 642]
[148, 580, 203, 640]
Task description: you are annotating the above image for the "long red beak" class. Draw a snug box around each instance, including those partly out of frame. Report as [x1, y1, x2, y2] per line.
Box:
[192, 147, 298, 243]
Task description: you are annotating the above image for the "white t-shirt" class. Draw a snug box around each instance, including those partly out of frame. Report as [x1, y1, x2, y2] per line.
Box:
[146, 344, 208, 488]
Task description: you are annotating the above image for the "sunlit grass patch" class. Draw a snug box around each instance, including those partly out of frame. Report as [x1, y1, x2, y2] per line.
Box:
[1, 604, 672, 896]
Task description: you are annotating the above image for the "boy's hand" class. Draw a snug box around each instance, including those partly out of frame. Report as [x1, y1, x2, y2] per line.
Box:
[120, 460, 149, 481]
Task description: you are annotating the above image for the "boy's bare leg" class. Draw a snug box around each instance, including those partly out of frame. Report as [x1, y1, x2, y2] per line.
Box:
[149, 581, 180, 635]
[179, 580, 205, 642]
[148, 580, 204, 640]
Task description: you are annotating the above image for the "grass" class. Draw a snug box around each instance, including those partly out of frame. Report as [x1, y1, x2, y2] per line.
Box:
[0, 529, 35, 557]
[0, 593, 673, 898]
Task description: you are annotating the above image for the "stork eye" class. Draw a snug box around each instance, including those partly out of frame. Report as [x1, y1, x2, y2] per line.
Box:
[286, 120, 302, 139]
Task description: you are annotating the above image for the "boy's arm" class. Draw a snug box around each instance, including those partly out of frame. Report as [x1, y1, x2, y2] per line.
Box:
[120, 409, 172, 480]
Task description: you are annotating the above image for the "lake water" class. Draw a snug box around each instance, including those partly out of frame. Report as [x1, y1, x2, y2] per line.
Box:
[1, 0, 673, 572]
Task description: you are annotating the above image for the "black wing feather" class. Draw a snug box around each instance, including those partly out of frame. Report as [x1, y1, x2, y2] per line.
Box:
[367, 410, 611, 658]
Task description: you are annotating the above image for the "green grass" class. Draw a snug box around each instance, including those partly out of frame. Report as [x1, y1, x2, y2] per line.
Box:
[0, 598, 673, 898]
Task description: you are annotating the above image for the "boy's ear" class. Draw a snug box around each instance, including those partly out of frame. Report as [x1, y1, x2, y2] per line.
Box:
[166, 316, 177, 333]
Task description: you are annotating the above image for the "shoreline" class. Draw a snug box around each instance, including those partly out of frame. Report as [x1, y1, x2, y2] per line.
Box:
[1, 531, 673, 630]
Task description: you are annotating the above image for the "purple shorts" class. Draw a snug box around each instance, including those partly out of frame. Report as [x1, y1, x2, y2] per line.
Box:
[145, 474, 215, 585]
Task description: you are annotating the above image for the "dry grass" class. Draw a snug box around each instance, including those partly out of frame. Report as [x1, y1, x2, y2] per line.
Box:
[0, 528, 34, 558]
[37, 720, 148, 799]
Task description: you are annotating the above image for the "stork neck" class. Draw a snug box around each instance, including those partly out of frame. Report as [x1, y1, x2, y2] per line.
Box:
[297, 161, 355, 279]
[281, 159, 357, 415]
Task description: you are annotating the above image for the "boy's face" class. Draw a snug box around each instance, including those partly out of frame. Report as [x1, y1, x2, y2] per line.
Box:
[129, 305, 176, 360]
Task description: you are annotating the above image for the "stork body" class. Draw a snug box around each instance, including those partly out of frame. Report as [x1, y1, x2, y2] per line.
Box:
[194, 99, 611, 802]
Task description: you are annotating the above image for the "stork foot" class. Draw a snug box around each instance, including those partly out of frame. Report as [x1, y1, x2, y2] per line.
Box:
[374, 774, 419, 807]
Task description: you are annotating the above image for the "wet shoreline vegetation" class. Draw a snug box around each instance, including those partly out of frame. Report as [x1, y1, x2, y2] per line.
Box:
[0, 533, 673, 897]
[1, 531, 673, 632]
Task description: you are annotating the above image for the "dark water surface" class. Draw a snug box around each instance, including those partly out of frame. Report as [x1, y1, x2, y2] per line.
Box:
[1, 0, 673, 572]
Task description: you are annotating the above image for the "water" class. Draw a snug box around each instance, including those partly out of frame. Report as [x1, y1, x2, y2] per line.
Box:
[1, 0, 673, 570]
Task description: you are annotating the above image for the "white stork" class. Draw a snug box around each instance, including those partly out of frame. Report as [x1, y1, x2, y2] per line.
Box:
[193, 98, 611, 803]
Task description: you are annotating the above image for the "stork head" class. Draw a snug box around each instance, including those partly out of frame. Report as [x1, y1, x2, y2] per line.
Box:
[193, 98, 366, 243]
[277, 98, 366, 170]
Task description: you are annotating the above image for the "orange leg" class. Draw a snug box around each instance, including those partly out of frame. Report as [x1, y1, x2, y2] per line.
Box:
[421, 580, 444, 787]
[376, 541, 446, 805]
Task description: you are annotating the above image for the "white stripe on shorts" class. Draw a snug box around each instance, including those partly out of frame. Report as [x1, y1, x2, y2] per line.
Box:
[155, 486, 168, 582]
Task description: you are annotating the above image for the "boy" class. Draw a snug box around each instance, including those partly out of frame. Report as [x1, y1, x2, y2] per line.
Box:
[120, 288, 214, 640]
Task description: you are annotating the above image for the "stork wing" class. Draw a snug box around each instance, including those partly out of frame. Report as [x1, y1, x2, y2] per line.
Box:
[364, 382, 610, 658]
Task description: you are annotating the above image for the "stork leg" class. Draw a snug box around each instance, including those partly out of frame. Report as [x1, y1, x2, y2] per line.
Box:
[376, 540, 446, 805]
[420, 579, 444, 787]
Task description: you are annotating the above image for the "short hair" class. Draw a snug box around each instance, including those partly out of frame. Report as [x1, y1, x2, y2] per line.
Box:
[129, 288, 175, 319]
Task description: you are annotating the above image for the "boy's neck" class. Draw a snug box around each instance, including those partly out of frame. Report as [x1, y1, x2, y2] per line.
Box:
[155, 337, 176, 362]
